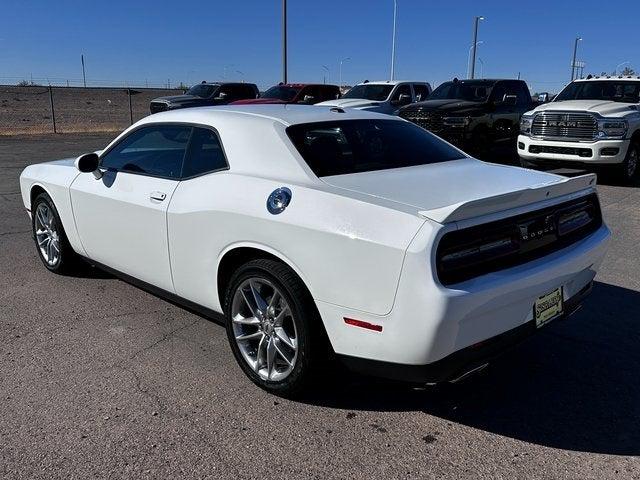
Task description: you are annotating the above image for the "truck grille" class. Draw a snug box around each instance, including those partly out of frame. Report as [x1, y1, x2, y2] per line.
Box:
[399, 108, 444, 133]
[531, 112, 597, 140]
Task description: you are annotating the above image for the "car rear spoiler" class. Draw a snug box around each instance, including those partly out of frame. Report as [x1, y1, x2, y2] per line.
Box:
[418, 173, 598, 224]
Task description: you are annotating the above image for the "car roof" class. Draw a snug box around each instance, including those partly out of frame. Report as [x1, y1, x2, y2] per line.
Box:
[138, 104, 398, 127]
[574, 76, 640, 82]
[276, 83, 339, 88]
[357, 80, 426, 86]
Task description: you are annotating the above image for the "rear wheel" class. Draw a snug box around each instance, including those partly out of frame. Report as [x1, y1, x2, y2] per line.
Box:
[31, 192, 81, 274]
[224, 258, 326, 397]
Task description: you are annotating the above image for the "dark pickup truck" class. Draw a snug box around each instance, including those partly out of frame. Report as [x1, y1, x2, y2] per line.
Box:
[150, 82, 259, 114]
[399, 79, 535, 157]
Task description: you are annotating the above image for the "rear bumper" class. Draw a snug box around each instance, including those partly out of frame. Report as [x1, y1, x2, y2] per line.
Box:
[518, 135, 629, 165]
[339, 281, 592, 383]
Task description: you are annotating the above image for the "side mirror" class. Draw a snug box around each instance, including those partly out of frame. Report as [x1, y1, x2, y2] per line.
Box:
[538, 92, 549, 103]
[503, 94, 518, 106]
[75, 152, 102, 179]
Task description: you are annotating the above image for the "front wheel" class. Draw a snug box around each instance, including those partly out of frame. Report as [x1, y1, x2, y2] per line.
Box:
[617, 142, 639, 184]
[31, 192, 81, 274]
[224, 258, 326, 397]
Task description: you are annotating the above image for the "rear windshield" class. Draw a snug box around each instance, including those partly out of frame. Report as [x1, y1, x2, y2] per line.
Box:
[286, 119, 465, 177]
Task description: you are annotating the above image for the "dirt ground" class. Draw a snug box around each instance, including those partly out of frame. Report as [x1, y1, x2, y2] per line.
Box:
[0, 86, 180, 136]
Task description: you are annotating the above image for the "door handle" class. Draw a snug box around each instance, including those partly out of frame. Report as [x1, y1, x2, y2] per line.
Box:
[150, 191, 167, 201]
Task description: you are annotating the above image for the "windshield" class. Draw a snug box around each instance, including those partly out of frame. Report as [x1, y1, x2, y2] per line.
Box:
[555, 81, 640, 103]
[261, 86, 301, 101]
[429, 81, 494, 102]
[286, 119, 465, 177]
[343, 84, 394, 101]
[186, 84, 218, 98]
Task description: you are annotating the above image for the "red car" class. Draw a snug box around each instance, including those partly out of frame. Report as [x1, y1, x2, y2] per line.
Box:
[230, 83, 341, 105]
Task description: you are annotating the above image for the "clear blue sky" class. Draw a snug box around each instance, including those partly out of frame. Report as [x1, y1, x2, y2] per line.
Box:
[1, 0, 638, 93]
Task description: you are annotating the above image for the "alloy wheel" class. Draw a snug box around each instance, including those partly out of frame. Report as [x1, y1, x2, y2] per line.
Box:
[230, 278, 298, 381]
[34, 203, 61, 267]
[627, 147, 638, 178]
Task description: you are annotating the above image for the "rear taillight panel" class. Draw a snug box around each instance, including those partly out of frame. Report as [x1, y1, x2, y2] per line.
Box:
[436, 193, 602, 286]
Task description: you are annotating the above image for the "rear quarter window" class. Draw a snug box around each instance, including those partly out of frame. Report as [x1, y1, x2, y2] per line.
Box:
[286, 119, 465, 177]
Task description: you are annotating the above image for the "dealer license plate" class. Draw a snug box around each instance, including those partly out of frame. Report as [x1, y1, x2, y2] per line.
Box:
[535, 287, 563, 328]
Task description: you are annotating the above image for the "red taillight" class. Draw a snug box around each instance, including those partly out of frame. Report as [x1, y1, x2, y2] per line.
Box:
[343, 317, 383, 332]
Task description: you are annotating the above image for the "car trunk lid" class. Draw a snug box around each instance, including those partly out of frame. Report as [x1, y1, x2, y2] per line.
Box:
[321, 159, 597, 224]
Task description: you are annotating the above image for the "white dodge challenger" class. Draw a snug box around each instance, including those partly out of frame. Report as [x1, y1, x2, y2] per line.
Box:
[20, 105, 610, 395]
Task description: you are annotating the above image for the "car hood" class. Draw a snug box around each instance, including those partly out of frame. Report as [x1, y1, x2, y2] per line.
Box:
[322, 158, 596, 223]
[316, 98, 383, 109]
[532, 100, 639, 117]
[402, 99, 482, 113]
[152, 95, 203, 104]
[231, 98, 287, 105]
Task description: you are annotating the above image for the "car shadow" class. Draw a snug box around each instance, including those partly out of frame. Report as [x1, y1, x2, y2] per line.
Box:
[302, 281, 640, 456]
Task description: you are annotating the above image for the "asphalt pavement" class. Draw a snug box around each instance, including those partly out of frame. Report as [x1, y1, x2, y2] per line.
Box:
[1, 133, 638, 479]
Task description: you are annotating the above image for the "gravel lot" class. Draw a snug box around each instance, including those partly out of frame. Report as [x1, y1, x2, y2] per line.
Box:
[1, 134, 639, 479]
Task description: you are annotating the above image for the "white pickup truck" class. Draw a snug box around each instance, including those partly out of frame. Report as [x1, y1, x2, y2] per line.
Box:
[518, 76, 640, 182]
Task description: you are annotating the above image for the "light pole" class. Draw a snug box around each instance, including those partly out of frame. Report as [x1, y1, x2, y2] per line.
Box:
[81, 54, 86, 87]
[466, 41, 483, 78]
[470, 16, 484, 79]
[570, 36, 582, 81]
[339, 57, 350, 90]
[390, 0, 398, 81]
[322, 65, 330, 84]
[615, 61, 630, 76]
[282, 0, 288, 84]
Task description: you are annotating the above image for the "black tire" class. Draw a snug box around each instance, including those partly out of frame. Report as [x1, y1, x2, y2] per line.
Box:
[31, 192, 81, 274]
[224, 258, 327, 397]
[616, 141, 639, 184]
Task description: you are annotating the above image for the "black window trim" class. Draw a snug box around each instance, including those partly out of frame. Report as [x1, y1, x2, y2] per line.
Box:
[98, 122, 230, 181]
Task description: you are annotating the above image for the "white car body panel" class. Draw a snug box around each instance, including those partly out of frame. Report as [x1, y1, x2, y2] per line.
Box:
[70, 171, 179, 292]
[19, 105, 611, 372]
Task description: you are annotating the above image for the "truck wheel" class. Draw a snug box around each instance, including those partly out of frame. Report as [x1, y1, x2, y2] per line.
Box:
[618, 142, 639, 183]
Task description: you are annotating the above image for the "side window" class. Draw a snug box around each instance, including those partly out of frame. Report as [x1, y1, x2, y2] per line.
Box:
[491, 83, 507, 103]
[319, 86, 340, 101]
[391, 84, 412, 101]
[298, 86, 317, 103]
[100, 125, 191, 179]
[182, 127, 228, 178]
[241, 85, 258, 99]
[413, 84, 430, 101]
[515, 83, 531, 105]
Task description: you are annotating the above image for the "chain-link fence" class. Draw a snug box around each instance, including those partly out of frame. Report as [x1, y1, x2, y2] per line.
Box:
[0, 85, 183, 136]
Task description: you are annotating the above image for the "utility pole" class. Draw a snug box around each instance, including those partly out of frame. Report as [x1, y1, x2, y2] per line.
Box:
[570, 37, 582, 81]
[390, 0, 397, 81]
[339, 57, 350, 90]
[282, 0, 288, 84]
[470, 16, 484, 79]
[322, 65, 329, 84]
[81, 54, 86, 87]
